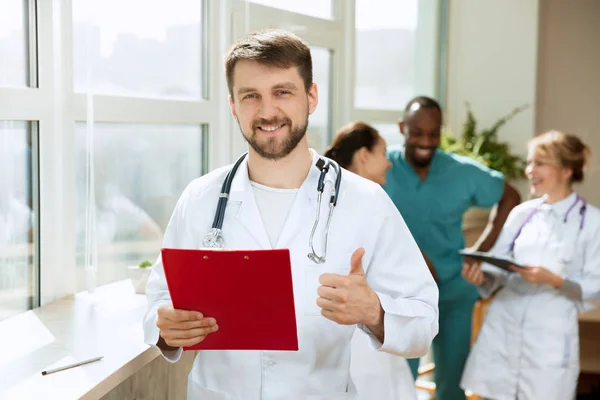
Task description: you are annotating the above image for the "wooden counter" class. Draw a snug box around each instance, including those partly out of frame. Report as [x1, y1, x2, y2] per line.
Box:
[0, 280, 192, 400]
[579, 300, 600, 374]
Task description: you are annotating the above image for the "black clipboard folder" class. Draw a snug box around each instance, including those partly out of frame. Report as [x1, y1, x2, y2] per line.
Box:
[459, 250, 525, 272]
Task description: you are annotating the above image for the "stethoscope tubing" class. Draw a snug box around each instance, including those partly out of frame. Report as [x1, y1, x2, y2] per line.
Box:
[510, 194, 587, 254]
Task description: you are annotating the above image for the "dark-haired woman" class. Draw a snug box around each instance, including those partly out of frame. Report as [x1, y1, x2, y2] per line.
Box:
[324, 121, 391, 186]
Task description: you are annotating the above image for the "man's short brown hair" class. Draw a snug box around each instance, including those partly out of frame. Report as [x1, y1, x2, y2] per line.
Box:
[225, 29, 313, 98]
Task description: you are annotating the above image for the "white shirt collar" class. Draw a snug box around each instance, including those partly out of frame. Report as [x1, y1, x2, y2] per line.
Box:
[540, 192, 580, 219]
[229, 148, 325, 203]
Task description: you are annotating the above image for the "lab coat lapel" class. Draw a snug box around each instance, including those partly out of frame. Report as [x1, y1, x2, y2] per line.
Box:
[228, 158, 271, 250]
[275, 152, 321, 250]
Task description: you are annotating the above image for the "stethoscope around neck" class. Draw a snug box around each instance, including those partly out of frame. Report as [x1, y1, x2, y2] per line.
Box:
[509, 194, 587, 260]
[202, 152, 343, 264]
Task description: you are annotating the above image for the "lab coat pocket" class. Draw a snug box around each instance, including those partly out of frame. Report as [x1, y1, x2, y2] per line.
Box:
[304, 264, 348, 316]
[539, 318, 578, 369]
[544, 333, 577, 369]
[187, 379, 235, 400]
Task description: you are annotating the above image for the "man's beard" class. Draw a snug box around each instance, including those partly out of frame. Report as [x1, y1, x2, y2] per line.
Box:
[239, 115, 309, 161]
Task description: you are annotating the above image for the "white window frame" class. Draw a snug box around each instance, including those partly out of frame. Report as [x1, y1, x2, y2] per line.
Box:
[351, 0, 444, 131]
[0, 0, 445, 308]
[0, 0, 230, 305]
[0, 0, 43, 308]
[228, 0, 352, 156]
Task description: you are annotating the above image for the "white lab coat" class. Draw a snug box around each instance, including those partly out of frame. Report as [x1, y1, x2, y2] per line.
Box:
[350, 329, 418, 400]
[143, 150, 439, 400]
[460, 193, 600, 400]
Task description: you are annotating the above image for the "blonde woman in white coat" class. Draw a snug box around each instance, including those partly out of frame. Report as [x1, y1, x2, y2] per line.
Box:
[460, 131, 600, 400]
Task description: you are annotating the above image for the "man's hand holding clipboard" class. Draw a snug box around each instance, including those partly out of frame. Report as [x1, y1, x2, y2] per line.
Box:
[156, 304, 219, 350]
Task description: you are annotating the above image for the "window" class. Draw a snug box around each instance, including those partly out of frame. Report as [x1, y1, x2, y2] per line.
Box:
[72, 0, 204, 99]
[248, 0, 334, 20]
[68, 0, 213, 296]
[0, 0, 444, 310]
[74, 123, 205, 291]
[307, 47, 332, 153]
[0, 121, 36, 321]
[0, 0, 30, 87]
[355, 0, 419, 110]
[352, 0, 442, 155]
[372, 123, 404, 148]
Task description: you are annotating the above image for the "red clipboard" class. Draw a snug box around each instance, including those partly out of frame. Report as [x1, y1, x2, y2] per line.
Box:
[161, 248, 298, 351]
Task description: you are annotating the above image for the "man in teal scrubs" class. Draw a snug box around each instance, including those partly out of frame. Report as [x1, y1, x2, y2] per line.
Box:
[384, 96, 521, 400]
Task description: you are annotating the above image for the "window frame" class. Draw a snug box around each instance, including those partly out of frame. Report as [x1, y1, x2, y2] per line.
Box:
[228, 0, 353, 156]
[0, 0, 446, 308]
[351, 0, 446, 131]
[0, 0, 41, 311]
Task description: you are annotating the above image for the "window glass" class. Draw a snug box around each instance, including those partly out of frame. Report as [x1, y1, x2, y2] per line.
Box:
[372, 123, 404, 148]
[249, 0, 333, 20]
[355, 0, 419, 109]
[0, 121, 35, 321]
[73, 0, 204, 99]
[0, 0, 29, 87]
[307, 47, 332, 153]
[74, 123, 204, 291]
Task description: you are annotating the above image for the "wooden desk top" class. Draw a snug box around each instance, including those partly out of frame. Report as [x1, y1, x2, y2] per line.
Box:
[580, 300, 600, 323]
[0, 280, 160, 399]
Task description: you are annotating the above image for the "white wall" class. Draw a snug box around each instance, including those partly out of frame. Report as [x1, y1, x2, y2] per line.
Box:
[445, 0, 600, 206]
[445, 0, 539, 193]
[536, 0, 600, 207]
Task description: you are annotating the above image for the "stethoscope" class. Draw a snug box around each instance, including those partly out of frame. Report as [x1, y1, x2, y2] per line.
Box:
[509, 194, 587, 261]
[202, 152, 343, 264]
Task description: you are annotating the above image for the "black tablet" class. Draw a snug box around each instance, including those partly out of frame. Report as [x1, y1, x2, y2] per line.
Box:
[459, 250, 525, 272]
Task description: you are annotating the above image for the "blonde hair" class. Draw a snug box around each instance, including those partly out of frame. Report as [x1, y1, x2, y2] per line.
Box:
[528, 130, 591, 183]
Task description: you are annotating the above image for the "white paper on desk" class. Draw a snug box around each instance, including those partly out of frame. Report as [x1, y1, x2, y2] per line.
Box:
[0, 312, 55, 369]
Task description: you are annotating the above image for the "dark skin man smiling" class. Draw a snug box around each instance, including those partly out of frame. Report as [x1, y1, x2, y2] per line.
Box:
[383, 96, 521, 400]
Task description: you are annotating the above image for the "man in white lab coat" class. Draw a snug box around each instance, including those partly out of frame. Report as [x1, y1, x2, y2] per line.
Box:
[143, 28, 438, 400]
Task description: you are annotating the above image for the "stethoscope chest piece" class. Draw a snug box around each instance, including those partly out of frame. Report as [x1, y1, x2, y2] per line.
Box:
[202, 228, 225, 249]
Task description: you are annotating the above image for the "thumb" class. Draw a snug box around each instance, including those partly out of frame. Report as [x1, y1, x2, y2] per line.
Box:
[349, 248, 366, 275]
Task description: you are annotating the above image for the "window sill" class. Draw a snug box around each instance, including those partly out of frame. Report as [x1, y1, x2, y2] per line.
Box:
[0, 280, 159, 399]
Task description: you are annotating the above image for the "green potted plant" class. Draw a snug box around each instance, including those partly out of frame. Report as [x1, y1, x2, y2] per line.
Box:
[128, 260, 153, 294]
[441, 102, 528, 179]
[441, 103, 529, 246]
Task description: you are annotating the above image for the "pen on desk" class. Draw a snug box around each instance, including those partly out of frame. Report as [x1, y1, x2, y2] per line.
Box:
[41, 356, 104, 376]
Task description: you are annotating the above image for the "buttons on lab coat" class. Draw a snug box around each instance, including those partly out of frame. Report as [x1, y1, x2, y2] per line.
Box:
[264, 357, 276, 367]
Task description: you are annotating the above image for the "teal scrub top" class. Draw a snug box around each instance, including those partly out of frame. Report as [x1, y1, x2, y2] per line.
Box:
[384, 146, 505, 304]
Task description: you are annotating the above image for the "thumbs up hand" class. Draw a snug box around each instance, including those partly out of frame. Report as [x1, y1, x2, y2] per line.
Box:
[317, 248, 383, 327]
[349, 248, 366, 276]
